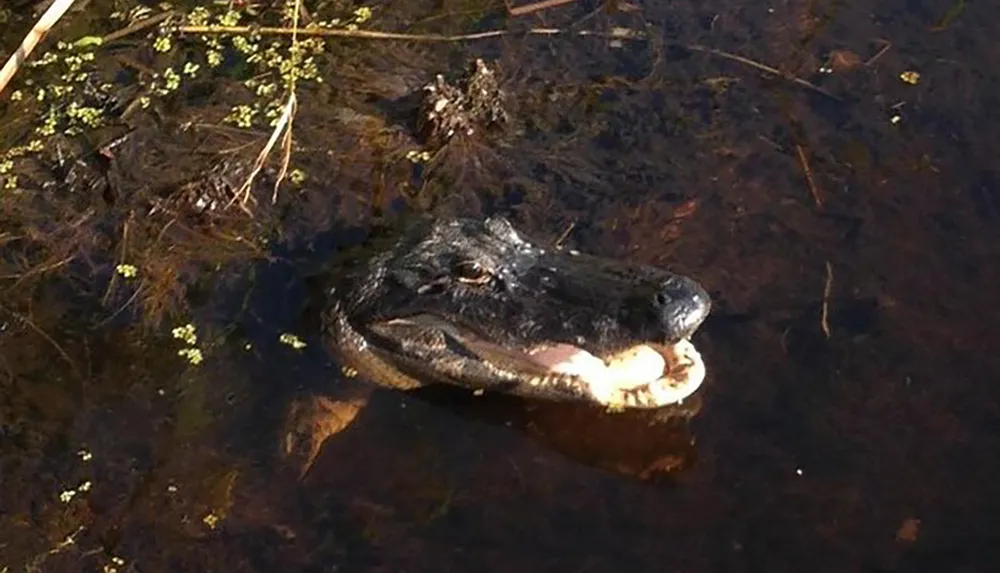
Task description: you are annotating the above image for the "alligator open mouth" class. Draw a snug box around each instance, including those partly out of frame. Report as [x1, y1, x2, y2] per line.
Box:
[525, 339, 706, 409]
[366, 314, 706, 410]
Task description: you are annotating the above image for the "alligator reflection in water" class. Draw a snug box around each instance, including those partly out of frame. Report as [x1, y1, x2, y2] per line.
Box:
[285, 215, 712, 481]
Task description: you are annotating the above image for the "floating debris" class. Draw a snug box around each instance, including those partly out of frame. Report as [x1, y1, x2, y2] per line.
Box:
[279, 332, 307, 349]
[899, 70, 921, 85]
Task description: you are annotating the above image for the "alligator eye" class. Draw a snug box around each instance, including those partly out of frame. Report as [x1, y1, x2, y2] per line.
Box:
[454, 261, 493, 285]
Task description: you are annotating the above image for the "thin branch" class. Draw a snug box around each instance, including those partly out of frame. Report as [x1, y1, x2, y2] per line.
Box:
[0, 303, 81, 380]
[553, 221, 576, 249]
[506, 0, 579, 17]
[92, 284, 143, 329]
[794, 143, 823, 207]
[0, 255, 74, 282]
[273, 94, 296, 204]
[102, 217, 131, 306]
[0, 0, 79, 96]
[686, 44, 840, 101]
[227, 89, 297, 210]
[271, 0, 302, 205]
[820, 261, 833, 338]
[865, 39, 892, 66]
[102, 10, 176, 44]
[173, 24, 636, 42]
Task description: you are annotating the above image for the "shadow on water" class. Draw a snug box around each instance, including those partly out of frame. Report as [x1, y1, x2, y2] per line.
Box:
[1, 0, 999, 571]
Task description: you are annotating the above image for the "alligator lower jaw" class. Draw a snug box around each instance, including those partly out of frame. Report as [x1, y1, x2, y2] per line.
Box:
[526, 339, 706, 409]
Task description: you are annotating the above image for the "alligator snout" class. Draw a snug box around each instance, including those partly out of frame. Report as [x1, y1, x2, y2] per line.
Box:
[653, 275, 711, 342]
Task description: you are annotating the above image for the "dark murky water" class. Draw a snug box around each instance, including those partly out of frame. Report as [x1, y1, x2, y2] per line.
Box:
[1, 0, 998, 572]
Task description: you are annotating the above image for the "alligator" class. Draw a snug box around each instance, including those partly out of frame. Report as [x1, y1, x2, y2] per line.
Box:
[284, 214, 711, 476]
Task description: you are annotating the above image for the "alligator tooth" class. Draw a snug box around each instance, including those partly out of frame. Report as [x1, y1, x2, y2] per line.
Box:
[638, 390, 654, 407]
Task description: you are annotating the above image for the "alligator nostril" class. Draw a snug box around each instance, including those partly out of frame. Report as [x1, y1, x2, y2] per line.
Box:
[654, 292, 671, 307]
[654, 279, 689, 308]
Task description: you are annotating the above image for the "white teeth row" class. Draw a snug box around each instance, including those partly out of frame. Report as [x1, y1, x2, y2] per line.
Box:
[622, 389, 656, 408]
[527, 373, 570, 388]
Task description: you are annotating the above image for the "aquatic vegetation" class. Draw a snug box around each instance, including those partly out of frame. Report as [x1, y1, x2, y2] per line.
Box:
[0, 1, 383, 330]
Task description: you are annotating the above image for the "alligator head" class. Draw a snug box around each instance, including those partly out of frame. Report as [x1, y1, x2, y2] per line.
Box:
[324, 215, 711, 410]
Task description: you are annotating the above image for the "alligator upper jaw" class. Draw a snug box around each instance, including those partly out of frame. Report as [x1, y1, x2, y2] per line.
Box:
[367, 315, 707, 409]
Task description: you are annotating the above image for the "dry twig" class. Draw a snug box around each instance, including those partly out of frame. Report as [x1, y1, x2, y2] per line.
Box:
[174, 23, 640, 42]
[506, 0, 579, 17]
[820, 261, 833, 338]
[0, 303, 81, 380]
[553, 221, 576, 248]
[102, 10, 176, 44]
[865, 39, 892, 66]
[794, 143, 823, 207]
[228, 90, 297, 211]
[0, 0, 79, 96]
[686, 44, 840, 101]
